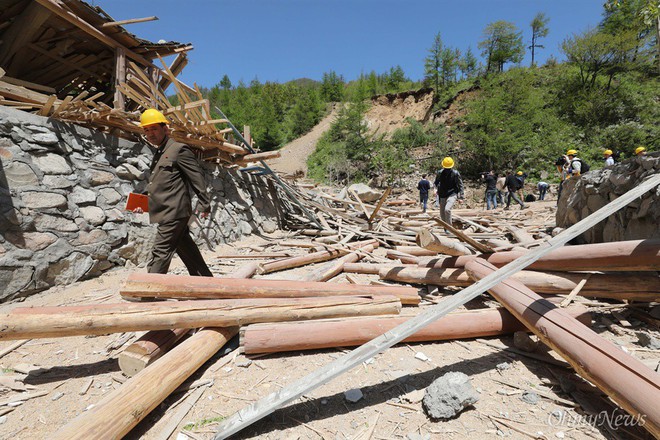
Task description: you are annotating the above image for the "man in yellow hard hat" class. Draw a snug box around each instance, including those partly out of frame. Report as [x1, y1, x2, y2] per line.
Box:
[433, 156, 463, 225]
[603, 149, 614, 166]
[136, 108, 213, 277]
[504, 170, 527, 210]
[635, 146, 646, 156]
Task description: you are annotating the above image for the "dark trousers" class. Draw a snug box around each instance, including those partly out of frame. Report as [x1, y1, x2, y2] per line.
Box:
[148, 217, 212, 277]
[506, 190, 525, 208]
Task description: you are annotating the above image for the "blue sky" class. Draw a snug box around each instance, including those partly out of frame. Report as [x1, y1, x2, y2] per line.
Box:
[93, 0, 606, 88]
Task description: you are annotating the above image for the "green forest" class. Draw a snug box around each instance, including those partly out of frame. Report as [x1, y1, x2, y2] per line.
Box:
[201, 0, 659, 184]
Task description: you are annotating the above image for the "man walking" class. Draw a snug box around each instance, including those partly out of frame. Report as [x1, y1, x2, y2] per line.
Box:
[138, 108, 213, 277]
[417, 174, 431, 213]
[434, 156, 464, 225]
[505, 171, 527, 210]
[481, 170, 498, 210]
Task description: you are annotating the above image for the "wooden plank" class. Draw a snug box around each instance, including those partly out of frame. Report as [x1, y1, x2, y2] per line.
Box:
[368, 186, 392, 223]
[101, 16, 159, 27]
[113, 47, 126, 110]
[1, 76, 55, 94]
[212, 172, 660, 439]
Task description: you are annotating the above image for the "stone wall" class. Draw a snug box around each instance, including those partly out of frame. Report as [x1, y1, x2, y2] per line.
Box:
[0, 106, 283, 302]
[556, 153, 660, 243]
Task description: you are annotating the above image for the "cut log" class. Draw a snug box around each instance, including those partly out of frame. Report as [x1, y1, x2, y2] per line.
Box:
[420, 239, 660, 272]
[393, 246, 438, 256]
[51, 327, 237, 440]
[120, 273, 420, 305]
[416, 228, 472, 256]
[118, 328, 190, 377]
[344, 263, 410, 275]
[379, 266, 660, 301]
[384, 250, 420, 264]
[257, 239, 377, 274]
[241, 306, 591, 355]
[1, 296, 402, 340]
[300, 244, 375, 282]
[465, 258, 660, 438]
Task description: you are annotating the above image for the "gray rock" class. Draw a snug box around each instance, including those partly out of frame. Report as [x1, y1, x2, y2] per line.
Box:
[496, 362, 511, 372]
[78, 206, 106, 226]
[347, 183, 382, 203]
[521, 391, 539, 405]
[261, 219, 278, 233]
[4, 231, 57, 251]
[513, 331, 539, 353]
[70, 187, 97, 205]
[34, 214, 78, 232]
[21, 191, 68, 209]
[32, 132, 59, 145]
[116, 163, 144, 180]
[636, 332, 660, 350]
[85, 169, 115, 186]
[422, 372, 479, 419]
[4, 161, 39, 187]
[46, 251, 94, 285]
[344, 388, 363, 403]
[43, 175, 77, 189]
[99, 188, 122, 205]
[0, 265, 34, 301]
[32, 153, 72, 174]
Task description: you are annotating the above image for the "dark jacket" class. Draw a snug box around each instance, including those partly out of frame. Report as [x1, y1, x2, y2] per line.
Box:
[484, 174, 497, 191]
[147, 138, 210, 224]
[434, 169, 464, 199]
[505, 174, 524, 192]
[417, 178, 431, 196]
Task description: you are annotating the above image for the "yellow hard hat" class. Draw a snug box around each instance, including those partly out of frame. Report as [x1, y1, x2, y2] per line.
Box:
[635, 146, 646, 155]
[140, 108, 169, 127]
[516, 171, 523, 176]
[566, 149, 577, 156]
[603, 149, 613, 156]
[441, 157, 454, 169]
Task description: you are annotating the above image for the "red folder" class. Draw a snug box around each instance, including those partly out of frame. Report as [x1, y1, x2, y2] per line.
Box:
[126, 192, 149, 212]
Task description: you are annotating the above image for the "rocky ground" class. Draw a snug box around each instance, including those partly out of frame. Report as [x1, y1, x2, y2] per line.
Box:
[0, 197, 658, 440]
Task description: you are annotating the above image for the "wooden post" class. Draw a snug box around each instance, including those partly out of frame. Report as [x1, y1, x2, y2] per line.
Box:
[120, 273, 419, 304]
[2, 296, 402, 340]
[241, 306, 591, 355]
[379, 266, 660, 300]
[419, 239, 660, 272]
[113, 47, 126, 110]
[118, 328, 190, 377]
[465, 258, 660, 438]
[301, 244, 375, 282]
[51, 327, 237, 440]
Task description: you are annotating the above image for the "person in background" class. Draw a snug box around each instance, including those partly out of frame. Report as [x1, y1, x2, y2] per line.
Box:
[505, 171, 527, 210]
[537, 181, 550, 201]
[137, 108, 213, 277]
[603, 149, 615, 166]
[417, 174, 431, 213]
[496, 173, 507, 205]
[566, 149, 581, 177]
[635, 146, 647, 157]
[434, 157, 464, 226]
[481, 170, 498, 210]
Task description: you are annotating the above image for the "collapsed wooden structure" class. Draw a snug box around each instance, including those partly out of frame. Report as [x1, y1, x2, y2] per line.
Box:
[1, 174, 658, 439]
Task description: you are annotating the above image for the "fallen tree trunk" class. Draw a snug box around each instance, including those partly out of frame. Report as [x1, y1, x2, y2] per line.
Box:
[465, 258, 660, 438]
[51, 327, 237, 440]
[1, 296, 402, 340]
[385, 250, 420, 264]
[394, 245, 439, 256]
[257, 239, 377, 274]
[120, 273, 420, 305]
[343, 263, 409, 275]
[379, 266, 660, 301]
[420, 239, 660, 271]
[416, 228, 473, 256]
[241, 306, 591, 355]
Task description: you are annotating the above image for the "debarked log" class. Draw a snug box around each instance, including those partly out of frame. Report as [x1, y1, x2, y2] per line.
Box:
[51, 327, 237, 440]
[416, 228, 473, 256]
[379, 266, 660, 301]
[120, 273, 420, 304]
[420, 239, 660, 272]
[465, 258, 660, 438]
[0, 296, 402, 340]
[241, 306, 591, 355]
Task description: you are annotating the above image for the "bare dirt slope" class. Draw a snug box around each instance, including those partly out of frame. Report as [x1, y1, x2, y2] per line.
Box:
[267, 107, 338, 177]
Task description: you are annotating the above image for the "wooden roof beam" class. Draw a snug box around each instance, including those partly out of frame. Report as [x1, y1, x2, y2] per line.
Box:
[34, 0, 158, 69]
[101, 16, 158, 27]
[0, 2, 52, 70]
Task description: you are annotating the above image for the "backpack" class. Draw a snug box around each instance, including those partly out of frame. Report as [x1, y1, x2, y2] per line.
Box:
[572, 158, 590, 173]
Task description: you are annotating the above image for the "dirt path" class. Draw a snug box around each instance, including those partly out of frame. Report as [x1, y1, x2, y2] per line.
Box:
[267, 107, 338, 177]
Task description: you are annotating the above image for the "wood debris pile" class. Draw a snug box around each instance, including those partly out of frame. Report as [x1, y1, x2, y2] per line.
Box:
[1, 178, 659, 439]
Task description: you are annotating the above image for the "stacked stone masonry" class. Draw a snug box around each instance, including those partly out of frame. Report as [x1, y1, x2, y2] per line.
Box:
[556, 153, 660, 244]
[0, 106, 281, 302]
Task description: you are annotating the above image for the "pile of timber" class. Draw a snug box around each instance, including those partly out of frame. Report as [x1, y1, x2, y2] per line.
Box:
[2, 189, 659, 438]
